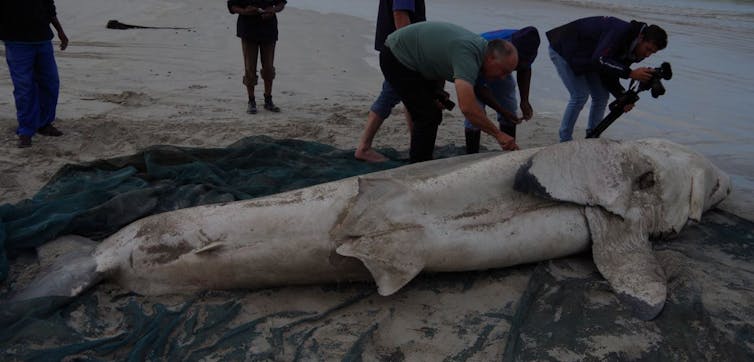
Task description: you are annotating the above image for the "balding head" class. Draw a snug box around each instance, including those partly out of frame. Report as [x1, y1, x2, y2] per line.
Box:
[482, 39, 518, 79]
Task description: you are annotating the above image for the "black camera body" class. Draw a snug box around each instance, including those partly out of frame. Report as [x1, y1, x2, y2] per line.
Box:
[638, 62, 672, 98]
[587, 62, 672, 139]
[433, 89, 456, 111]
[439, 98, 456, 111]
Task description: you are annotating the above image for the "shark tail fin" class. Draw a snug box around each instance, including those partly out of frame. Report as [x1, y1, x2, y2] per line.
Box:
[586, 207, 667, 320]
[10, 235, 103, 302]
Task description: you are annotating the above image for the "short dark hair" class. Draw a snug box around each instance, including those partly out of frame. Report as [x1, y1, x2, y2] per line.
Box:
[643, 25, 668, 50]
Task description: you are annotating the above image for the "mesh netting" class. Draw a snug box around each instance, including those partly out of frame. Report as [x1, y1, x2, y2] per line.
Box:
[0, 137, 752, 360]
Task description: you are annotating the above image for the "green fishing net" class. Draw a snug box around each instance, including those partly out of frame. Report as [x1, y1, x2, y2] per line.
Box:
[0, 136, 752, 360]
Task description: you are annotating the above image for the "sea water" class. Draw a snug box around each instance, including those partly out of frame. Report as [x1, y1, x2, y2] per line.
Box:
[292, 0, 754, 214]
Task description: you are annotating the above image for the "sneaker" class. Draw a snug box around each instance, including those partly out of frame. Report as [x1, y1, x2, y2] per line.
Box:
[18, 135, 32, 148]
[38, 124, 63, 137]
[247, 99, 258, 114]
[263, 94, 281, 112]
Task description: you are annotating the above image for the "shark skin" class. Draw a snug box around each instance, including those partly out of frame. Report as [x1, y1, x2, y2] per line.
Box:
[12, 139, 731, 320]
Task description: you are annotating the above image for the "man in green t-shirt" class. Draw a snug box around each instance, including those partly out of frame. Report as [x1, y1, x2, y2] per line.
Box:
[381, 21, 519, 163]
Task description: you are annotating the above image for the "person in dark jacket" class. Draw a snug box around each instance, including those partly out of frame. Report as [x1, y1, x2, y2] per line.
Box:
[227, 0, 286, 114]
[547, 16, 667, 142]
[464, 26, 540, 154]
[1, 0, 68, 148]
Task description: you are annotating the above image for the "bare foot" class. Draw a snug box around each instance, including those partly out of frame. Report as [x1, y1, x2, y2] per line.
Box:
[354, 148, 388, 163]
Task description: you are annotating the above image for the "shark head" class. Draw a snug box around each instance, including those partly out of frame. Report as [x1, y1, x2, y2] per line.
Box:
[514, 138, 731, 320]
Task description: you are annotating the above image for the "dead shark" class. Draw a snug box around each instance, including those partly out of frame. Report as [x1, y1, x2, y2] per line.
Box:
[11, 138, 730, 320]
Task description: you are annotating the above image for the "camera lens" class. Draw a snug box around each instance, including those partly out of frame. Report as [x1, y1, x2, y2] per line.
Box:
[651, 82, 665, 98]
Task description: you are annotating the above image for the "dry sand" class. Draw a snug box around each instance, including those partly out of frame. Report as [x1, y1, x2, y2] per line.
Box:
[1, 1, 750, 360]
[0, 0, 559, 205]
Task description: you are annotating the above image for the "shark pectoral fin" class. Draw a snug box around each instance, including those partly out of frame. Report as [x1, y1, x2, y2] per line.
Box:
[334, 177, 410, 238]
[335, 227, 426, 296]
[585, 207, 667, 320]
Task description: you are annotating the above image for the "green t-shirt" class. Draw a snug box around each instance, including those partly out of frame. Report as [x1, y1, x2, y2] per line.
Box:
[385, 21, 487, 83]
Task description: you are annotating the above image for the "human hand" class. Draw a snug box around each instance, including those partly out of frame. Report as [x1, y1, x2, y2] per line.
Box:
[623, 102, 635, 112]
[520, 101, 533, 121]
[241, 6, 259, 15]
[629, 67, 654, 82]
[261, 6, 277, 18]
[58, 32, 68, 50]
[497, 134, 519, 151]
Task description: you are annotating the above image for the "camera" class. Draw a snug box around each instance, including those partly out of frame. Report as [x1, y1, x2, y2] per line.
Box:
[587, 61, 672, 138]
[438, 98, 456, 111]
[434, 89, 456, 111]
[638, 62, 672, 98]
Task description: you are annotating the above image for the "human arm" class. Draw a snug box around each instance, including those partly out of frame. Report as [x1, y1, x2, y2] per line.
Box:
[393, 10, 411, 29]
[457, 79, 518, 150]
[261, 0, 286, 18]
[229, 4, 260, 16]
[50, 16, 67, 50]
[392, 0, 417, 28]
[474, 83, 521, 124]
[516, 68, 533, 120]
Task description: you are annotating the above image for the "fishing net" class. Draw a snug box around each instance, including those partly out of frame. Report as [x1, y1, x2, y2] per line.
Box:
[0, 136, 751, 360]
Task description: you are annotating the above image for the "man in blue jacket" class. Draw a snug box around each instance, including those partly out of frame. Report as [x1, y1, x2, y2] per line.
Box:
[547, 16, 667, 142]
[464, 26, 540, 154]
[1, 0, 68, 148]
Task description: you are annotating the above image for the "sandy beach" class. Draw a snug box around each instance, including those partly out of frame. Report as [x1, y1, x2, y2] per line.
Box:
[1, 0, 753, 359]
[0, 0, 568, 207]
[2, 0, 751, 219]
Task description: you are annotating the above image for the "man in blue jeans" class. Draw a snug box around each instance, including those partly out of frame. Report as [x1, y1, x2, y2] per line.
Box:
[463, 27, 540, 154]
[547, 16, 667, 142]
[355, 0, 426, 162]
[1, 0, 68, 148]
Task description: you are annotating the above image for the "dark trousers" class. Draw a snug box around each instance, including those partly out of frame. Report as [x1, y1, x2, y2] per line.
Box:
[379, 48, 442, 163]
[5, 41, 60, 136]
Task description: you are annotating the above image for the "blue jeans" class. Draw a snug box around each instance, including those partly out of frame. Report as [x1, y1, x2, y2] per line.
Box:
[464, 75, 517, 136]
[4, 41, 60, 137]
[549, 46, 609, 142]
[369, 80, 402, 120]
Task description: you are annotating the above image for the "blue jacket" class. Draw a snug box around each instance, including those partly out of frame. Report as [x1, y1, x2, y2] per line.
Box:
[547, 16, 646, 96]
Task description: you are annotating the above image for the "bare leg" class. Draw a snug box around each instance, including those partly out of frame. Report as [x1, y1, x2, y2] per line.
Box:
[355, 110, 389, 162]
[241, 39, 259, 102]
[260, 42, 276, 97]
[404, 105, 413, 135]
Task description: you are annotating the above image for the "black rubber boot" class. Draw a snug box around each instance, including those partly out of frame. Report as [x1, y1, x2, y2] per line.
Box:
[263, 94, 280, 112]
[247, 98, 257, 114]
[465, 129, 481, 154]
